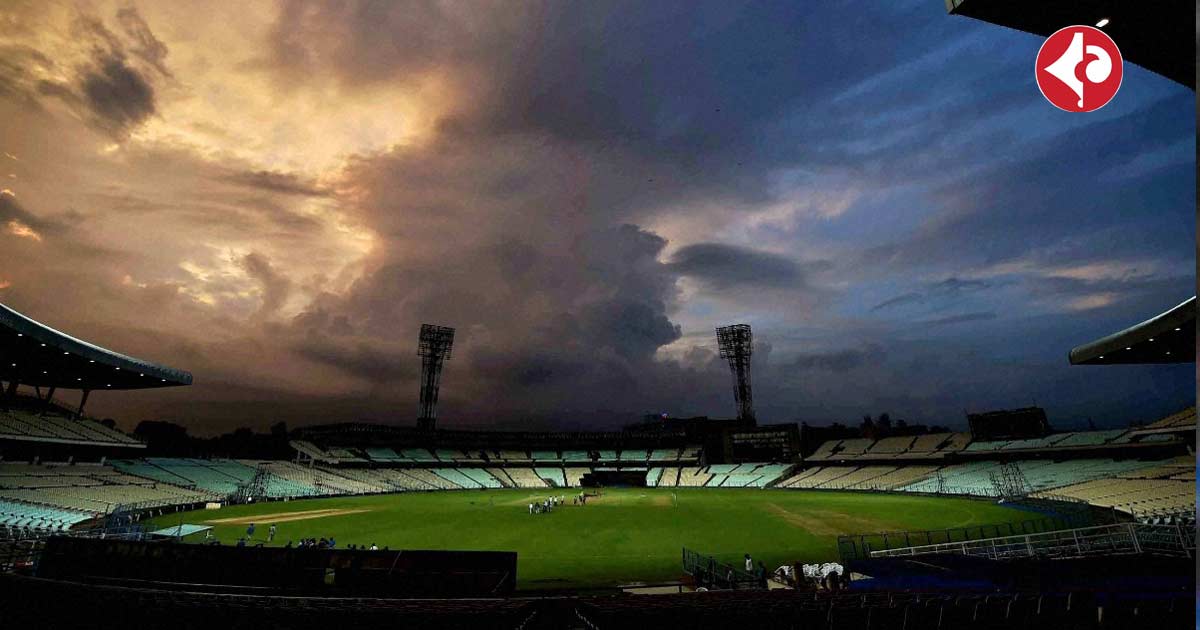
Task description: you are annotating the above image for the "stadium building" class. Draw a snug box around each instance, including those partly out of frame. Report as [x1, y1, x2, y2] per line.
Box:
[1, 2, 1197, 627]
[0, 295, 1194, 628]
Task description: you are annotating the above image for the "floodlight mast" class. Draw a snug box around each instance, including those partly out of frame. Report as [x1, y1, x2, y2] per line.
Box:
[417, 324, 455, 431]
[716, 323, 755, 425]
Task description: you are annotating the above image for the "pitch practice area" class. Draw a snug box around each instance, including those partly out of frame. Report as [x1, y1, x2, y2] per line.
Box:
[147, 489, 1032, 589]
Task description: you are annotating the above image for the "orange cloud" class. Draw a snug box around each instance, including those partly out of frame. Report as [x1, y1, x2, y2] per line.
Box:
[6, 219, 42, 242]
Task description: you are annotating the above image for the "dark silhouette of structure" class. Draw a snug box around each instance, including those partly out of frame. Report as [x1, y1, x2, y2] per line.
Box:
[417, 324, 455, 431]
[716, 324, 755, 425]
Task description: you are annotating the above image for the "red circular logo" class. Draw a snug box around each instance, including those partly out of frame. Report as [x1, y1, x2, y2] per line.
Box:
[1035, 26, 1123, 112]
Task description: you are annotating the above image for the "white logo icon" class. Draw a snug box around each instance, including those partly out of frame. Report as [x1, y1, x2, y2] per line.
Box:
[1042, 32, 1114, 108]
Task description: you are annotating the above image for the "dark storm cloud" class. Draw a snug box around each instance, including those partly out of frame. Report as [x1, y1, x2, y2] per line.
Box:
[863, 93, 1196, 273]
[872, 278, 994, 312]
[1, 1, 1192, 433]
[2, 9, 168, 138]
[79, 55, 156, 135]
[239, 252, 292, 318]
[115, 7, 172, 79]
[294, 337, 416, 384]
[919, 312, 997, 327]
[784, 344, 885, 373]
[668, 243, 828, 290]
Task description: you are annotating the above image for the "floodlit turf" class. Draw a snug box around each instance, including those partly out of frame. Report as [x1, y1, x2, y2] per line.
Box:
[145, 488, 1032, 589]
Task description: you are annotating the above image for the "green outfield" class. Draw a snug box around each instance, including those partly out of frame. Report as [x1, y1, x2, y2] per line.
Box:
[145, 488, 1032, 589]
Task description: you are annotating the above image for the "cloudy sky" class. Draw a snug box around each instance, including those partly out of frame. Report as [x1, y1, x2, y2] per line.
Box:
[0, 1, 1193, 434]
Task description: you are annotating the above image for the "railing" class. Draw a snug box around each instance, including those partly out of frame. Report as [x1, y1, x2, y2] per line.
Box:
[837, 502, 1094, 562]
[868, 522, 1195, 560]
[681, 547, 761, 590]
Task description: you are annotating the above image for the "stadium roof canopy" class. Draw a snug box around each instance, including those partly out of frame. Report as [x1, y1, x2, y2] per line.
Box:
[1068, 297, 1195, 365]
[945, 0, 1195, 88]
[0, 301, 192, 391]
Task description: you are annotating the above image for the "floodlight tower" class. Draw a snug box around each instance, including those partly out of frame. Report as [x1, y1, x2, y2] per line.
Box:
[417, 324, 455, 431]
[716, 323, 755, 425]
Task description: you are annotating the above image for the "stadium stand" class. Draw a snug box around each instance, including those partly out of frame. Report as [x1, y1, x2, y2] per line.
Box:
[785, 466, 859, 489]
[0, 406, 142, 447]
[364, 447, 402, 462]
[1137, 407, 1196, 431]
[562, 450, 591, 463]
[530, 450, 559, 463]
[858, 436, 914, 459]
[504, 468, 548, 488]
[457, 468, 502, 488]
[400, 448, 438, 463]
[648, 448, 679, 461]
[496, 450, 531, 464]
[676, 467, 712, 487]
[485, 467, 516, 487]
[619, 449, 648, 462]
[563, 467, 589, 487]
[645, 467, 663, 487]
[433, 468, 482, 489]
[534, 467, 566, 487]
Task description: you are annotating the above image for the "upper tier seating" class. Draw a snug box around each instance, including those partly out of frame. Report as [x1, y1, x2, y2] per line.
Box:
[0, 408, 140, 445]
[864, 436, 915, 457]
[530, 451, 560, 463]
[434, 449, 468, 462]
[496, 450, 531, 463]
[1053, 430, 1126, 448]
[619, 449, 648, 462]
[562, 450, 592, 462]
[400, 448, 438, 463]
[649, 448, 680, 461]
[1141, 407, 1196, 430]
[806, 440, 841, 461]
[365, 447, 402, 462]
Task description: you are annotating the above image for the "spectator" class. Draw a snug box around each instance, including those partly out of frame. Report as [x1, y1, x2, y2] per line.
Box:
[246, 523, 256, 539]
[268, 523, 276, 542]
[370, 543, 379, 551]
[744, 554, 753, 573]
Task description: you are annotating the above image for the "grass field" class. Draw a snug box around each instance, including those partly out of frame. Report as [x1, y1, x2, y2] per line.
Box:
[145, 488, 1032, 589]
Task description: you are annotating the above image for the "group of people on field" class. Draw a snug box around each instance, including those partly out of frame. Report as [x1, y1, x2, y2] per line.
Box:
[528, 495, 567, 514]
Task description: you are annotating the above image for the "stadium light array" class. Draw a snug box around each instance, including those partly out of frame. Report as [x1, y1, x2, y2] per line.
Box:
[1095, 18, 1110, 27]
